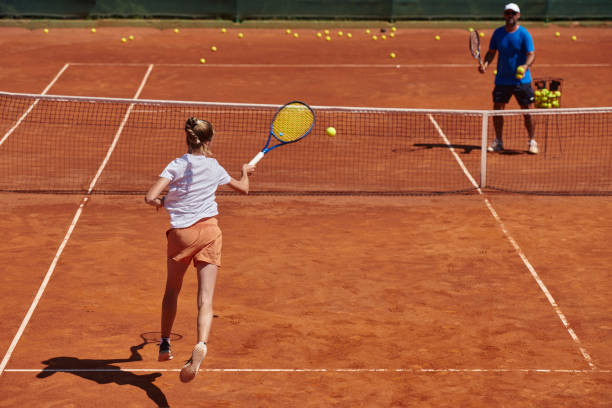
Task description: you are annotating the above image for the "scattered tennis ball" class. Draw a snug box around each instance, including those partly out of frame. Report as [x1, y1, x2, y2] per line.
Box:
[43, 28, 49, 34]
[285, 28, 291, 34]
[326, 127, 337, 137]
[316, 32, 322, 38]
[338, 31, 343, 36]
[238, 32, 244, 38]
[347, 33, 352, 38]
[516, 66, 525, 74]
[381, 34, 387, 40]
[479, 31, 485, 37]
[173, 28, 179, 34]
[555, 31, 560, 37]
[468, 27, 474, 32]
[390, 52, 396, 59]
[435, 35, 440, 40]
[121, 37, 127, 43]
[129, 35, 134, 40]
[221, 28, 227, 33]
[211, 45, 217, 52]
[200, 58, 206, 64]
[324, 29, 330, 35]
[293, 32, 299, 38]
[494, 70, 498, 75]
[372, 35, 378, 40]
[389, 32, 395, 38]
[391, 26, 397, 32]
[90, 28, 96, 33]
[325, 35, 331, 41]
[365, 29, 371, 34]
[571, 35, 577, 41]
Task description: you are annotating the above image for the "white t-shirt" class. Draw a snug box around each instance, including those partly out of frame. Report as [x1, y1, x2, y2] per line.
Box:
[160, 154, 231, 228]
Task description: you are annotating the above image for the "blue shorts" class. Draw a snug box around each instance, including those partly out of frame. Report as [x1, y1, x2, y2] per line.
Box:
[493, 83, 535, 106]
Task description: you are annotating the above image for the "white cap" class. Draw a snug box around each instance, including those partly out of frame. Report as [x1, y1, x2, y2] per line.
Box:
[504, 3, 520, 13]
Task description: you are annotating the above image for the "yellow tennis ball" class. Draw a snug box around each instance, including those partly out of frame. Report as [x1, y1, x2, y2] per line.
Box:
[43, 28, 49, 34]
[221, 28, 227, 33]
[129, 35, 134, 40]
[479, 32, 485, 37]
[325, 35, 331, 41]
[200, 58, 206, 64]
[324, 29, 330, 35]
[515, 73, 524, 79]
[391, 26, 397, 32]
[316, 32, 322, 38]
[516, 66, 525, 74]
[365, 29, 371, 34]
[173, 28, 179, 34]
[121, 37, 127, 43]
[435, 35, 440, 40]
[326, 127, 337, 137]
[494, 70, 498, 75]
[389, 32, 395, 38]
[238, 32, 244, 38]
[293, 32, 299, 38]
[347, 33, 352, 38]
[381, 34, 387, 40]
[571, 35, 577, 41]
[337, 31, 343, 36]
[555, 31, 560, 37]
[468, 27, 474, 32]
[211, 45, 217, 51]
[285, 29, 291, 34]
[390, 52, 396, 59]
[90, 28, 96, 33]
[372, 35, 378, 40]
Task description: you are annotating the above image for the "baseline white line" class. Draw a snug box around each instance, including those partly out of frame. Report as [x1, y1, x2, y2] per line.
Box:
[67, 62, 612, 68]
[0, 63, 69, 147]
[4, 368, 611, 374]
[427, 114, 597, 370]
[0, 64, 155, 378]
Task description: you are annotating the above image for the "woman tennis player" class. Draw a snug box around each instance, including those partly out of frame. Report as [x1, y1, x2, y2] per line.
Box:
[145, 117, 255, 383]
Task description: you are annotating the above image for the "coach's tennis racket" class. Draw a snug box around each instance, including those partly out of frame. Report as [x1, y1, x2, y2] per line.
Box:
[469, 30, 482, 67]
[248, 101, 315, 165]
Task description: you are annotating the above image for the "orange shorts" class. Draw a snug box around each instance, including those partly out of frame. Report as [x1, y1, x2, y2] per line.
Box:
[166, 217, 222, 266]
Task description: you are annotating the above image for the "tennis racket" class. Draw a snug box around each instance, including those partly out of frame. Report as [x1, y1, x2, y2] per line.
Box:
[248, 101, 315, 165]
[469, 30, 482, 67]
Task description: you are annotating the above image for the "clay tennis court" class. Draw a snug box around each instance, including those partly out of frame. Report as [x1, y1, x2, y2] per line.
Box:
[0, 24, 611, 407]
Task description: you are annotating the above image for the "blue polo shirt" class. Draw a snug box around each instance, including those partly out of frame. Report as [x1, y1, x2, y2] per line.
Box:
[490, 25, 535, 85]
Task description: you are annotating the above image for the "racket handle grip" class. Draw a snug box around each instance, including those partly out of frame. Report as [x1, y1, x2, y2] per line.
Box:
[248, 151, 265, 166]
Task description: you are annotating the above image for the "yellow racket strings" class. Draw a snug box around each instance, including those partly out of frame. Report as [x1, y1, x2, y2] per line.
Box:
[272, 103, 314, 142]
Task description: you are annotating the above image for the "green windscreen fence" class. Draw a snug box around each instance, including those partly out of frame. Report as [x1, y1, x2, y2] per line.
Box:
[1, 0, 611, 20]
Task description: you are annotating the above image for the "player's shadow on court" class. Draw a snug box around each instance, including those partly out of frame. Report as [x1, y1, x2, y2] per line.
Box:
[36, 343, 170, 408]
[411, 143, 481, 154]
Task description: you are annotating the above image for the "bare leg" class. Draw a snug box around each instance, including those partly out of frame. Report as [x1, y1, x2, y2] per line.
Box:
[161, 259, 189, 338]
[493, 102, 505, 141]
[196, 262, 218, 344]
[520, 104, 535, 140]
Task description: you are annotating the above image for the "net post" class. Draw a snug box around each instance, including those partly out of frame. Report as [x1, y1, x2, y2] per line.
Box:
[480, 111, 488, 189]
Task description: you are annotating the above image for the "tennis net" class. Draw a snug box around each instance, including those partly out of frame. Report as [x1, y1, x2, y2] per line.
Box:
[0, 91, 610, 195]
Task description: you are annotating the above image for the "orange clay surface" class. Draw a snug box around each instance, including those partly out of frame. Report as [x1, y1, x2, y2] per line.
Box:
[0, 25, 611, 407]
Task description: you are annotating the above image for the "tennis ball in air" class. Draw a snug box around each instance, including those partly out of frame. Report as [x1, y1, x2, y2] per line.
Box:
[173, 28, 179, 34]
[555, 31, 560, 37]
[435, 35, 440, 40]
[238, 32, 244, 39]
[90, 28, 96, 33]
[121, 37, 127, 43]
[326, 127, 337, 137]
[571, 35, 577, 41]
[200, 58, 206, 64]
[221, 28, 227, 33]
[390, 52, 396, 58]
[211, 45, 217, 52]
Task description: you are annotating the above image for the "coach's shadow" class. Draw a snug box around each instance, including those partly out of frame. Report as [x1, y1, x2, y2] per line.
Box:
[410, 143, 481, 154]
[36, 343, 170, 408]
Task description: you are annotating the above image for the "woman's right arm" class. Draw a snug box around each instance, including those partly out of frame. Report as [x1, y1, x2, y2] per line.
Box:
[145, 177, 171, 208]
[228, 164, 256, 195]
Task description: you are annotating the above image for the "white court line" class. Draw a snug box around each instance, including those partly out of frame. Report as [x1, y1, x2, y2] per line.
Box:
[0, 63, 69, 147]
[67, 62, 612, 68]
[427, 114, 597, 370]
[4, 368, 611, 374]
[0, 64, 155, 378]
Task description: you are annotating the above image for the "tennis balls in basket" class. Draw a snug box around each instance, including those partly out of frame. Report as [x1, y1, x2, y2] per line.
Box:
[326, 127, 337, 137]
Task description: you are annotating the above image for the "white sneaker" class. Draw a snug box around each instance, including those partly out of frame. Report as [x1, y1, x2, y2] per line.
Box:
[180, 342, 207, 383]
[528, 139, 539, 154]
[487, 139, 504, 152]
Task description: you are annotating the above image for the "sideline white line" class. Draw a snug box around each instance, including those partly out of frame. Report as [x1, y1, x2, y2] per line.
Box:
[0, 64, 155, 378]
[0, 63, 69, 147]
[67, 62, 612, 68]
[427, 114, 597, 370]
[4, 368, 611, 374]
